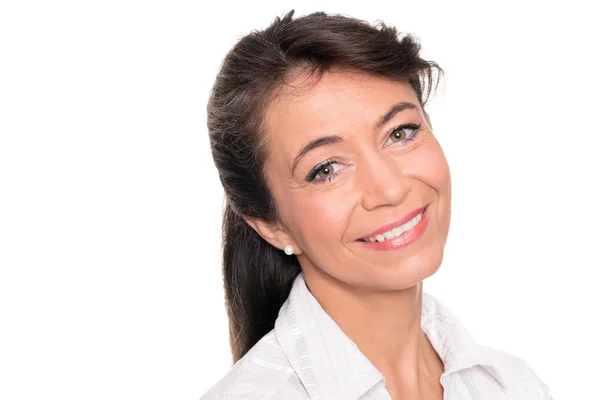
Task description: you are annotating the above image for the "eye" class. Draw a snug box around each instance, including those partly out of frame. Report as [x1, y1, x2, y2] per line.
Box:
[317, 163, 335, 178]
[306, 160, 344, 183]
[384, 123, 422, 147]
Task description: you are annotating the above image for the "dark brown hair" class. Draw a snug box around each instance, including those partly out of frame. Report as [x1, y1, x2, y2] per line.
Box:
[206, 10, 443, 363]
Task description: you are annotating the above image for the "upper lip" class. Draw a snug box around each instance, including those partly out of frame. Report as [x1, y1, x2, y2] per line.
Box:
[360, 206, 427, 239]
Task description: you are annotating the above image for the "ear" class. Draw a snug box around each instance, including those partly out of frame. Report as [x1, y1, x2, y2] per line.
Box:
[243, 216, 303, 255]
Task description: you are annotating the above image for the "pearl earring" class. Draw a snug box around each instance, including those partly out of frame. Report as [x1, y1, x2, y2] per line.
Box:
[284, 244, 295, 255]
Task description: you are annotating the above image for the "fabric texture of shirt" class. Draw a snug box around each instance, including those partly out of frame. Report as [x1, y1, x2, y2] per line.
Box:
[201, 273, 553, 399]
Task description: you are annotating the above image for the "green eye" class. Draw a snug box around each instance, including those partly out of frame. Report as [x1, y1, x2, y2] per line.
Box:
[306, 160, 342, 183]
[390, 127, 407, 142]
[385, 123, 422, 147]
[317, 163, 334, 178]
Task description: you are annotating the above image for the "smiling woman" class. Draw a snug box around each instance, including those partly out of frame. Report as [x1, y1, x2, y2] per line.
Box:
[259, 71, 451, 295]
[201, 9, 553, 400]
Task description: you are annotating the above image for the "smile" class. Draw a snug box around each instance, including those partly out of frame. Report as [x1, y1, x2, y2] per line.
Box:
[357, 206, 429, 250]
[360, 211, 423, 242]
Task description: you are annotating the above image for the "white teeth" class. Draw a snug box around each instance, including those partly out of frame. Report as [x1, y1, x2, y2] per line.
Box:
[363, 212, 423, 243]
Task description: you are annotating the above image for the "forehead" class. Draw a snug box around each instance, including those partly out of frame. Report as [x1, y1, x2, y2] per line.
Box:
[263, 70, 420, 155]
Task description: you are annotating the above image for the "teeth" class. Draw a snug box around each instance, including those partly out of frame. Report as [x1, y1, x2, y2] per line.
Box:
[363, 212, 423, 243]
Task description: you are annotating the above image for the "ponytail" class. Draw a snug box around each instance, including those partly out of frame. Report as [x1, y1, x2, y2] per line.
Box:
[222, 202, 300, 362]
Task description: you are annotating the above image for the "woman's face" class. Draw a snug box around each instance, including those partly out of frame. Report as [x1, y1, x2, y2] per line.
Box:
[259, 69, 451, 291]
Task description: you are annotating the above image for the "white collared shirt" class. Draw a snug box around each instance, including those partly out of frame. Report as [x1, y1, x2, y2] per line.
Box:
[201, 273, 553, 399]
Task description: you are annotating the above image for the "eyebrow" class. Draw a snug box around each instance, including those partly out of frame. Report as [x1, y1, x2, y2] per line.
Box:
[376, 101, 418, 130]
[291, 101, 419, 174]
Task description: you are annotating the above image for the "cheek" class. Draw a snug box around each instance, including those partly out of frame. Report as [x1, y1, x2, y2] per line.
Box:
[415, 140, 451, 193]
[413, 140, 452, 237]
[282, 188, 354, 249]
[403, 138, 451, 223]
[405, 138, 451, 203]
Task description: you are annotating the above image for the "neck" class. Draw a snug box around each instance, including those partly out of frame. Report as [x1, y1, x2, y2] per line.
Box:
[303, 268, 444, 398]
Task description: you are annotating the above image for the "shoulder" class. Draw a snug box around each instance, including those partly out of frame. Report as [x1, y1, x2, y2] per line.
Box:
[482, 346, 554, 399]
[421, 293, 553, 398]
[199, 331, 306, 400]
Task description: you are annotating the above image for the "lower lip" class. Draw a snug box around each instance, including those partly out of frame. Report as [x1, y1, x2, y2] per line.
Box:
[357, 206, 429, 251]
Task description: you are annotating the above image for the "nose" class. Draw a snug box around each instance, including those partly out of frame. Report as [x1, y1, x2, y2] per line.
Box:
[359, 152, 411, 211]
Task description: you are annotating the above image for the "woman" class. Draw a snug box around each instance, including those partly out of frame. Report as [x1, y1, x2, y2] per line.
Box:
[201, 10, 553, 400]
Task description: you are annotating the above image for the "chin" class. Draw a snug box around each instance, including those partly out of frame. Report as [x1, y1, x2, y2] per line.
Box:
[370, 245, 445, 291]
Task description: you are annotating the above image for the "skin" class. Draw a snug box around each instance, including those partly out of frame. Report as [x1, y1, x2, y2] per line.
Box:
[245, 68, 452, 399]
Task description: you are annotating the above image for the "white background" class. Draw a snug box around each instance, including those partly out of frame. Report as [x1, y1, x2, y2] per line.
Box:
[1, 1, 598, 399]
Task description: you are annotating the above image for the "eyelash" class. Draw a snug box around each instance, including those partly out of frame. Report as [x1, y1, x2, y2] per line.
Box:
[305, 123, 422, 184]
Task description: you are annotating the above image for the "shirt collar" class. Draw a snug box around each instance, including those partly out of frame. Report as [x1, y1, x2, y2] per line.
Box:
[274, 273, 507, 400]
[421, 291, 508, 389]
